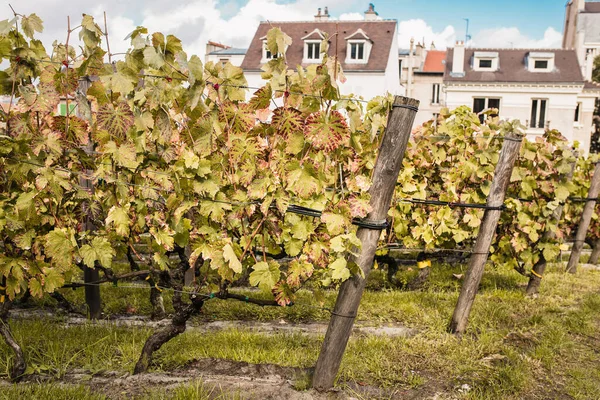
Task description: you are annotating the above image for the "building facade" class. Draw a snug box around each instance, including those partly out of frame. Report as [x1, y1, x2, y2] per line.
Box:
[563, 0, 600, 80]
[205, 41, 246, 67]
[240, 6, 403, 101]
[443, 44, 599, 152]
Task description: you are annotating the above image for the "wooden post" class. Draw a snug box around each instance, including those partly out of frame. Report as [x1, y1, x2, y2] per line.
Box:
[566, 162, 600, 274]
[588, 239, 600, 265]
[448, 130, 523, 335]
[77, 77, 102, 319]
[312, 96, 418, 391]
[526, 159, 576, 295]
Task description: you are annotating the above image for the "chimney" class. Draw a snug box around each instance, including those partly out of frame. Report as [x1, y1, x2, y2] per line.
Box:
[315, 7, 330, 21]
[415, 42, 424, 57]
[577, 0, 585, 11]
[452, 40, 465, 77]
[407, 38, 414, 97]
[364, 3, 378, 21]
[430, 41, 436, 50]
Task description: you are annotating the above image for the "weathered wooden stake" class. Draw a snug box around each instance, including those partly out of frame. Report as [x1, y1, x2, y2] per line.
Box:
[77, 77, 102, 319]
[566, 162, 600, 274]
[448, 130, 523, 335]
[312, 96, 418, 391]
[526, 159, 576, 295]
[588, 239, 600, 265]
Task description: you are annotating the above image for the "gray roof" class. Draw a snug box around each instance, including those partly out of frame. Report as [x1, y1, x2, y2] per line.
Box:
[398, 48, 415, 56]
[209, 48, 247, 56]
[444, 48, 584, 84]
[584, 1, 600, 12]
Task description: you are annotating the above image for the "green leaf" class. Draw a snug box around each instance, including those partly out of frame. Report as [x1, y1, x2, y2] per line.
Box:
[321, 212, 348, 236]
[45, 229, 76, 267]
[21, 13, 44, 38]
[144, 46, 165, 69]
[223, 244, 242, 274]
[79, 237, 115, 268]
[104, 141, 139, 170]
[102, 73, 135, 95]
[249, 261, 280, 291]
[330, 258, 350, 281]
[106, 206, 130, 236]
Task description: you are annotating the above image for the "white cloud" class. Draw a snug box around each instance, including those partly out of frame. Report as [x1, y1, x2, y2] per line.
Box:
[339, 12, 364, 21]
[397, 19, 456, 50]
[470, 27, 563, 49]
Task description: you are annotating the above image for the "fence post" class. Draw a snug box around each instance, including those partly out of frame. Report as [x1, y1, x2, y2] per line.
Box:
[566, 162, 600, 274]
[526, 159, 576, 295]
[448, 129, 523, 335]
[312, 96, 418, 391]
[77, 77, 102, 319]
[588, 239, 600, 265]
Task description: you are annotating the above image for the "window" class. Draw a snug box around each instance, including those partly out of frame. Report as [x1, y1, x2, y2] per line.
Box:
[534, 60, 548, 69]
[478, 59, 492, 68]
[575, 102, 582, 123]
[350, 43, 365, 60]
[58, 103, 77, 116]
[431, 83, 441, 105]
[262, 40, 280, 62]
[306, 42, 320, 60]
[398, 59, 402, 81]
[473, 98, 500, 123]
[530, 99, 547, 129]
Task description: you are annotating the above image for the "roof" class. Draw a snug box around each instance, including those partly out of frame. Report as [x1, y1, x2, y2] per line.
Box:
[209, 48, 247, 56]
[584, 80, 600, 91]
[398, 48, 415, 56]
[421, 50, 446, 73]
[443, 48, 584, 84]
[241, 20, 397, 72]
[207, 41, 229, 49]
[584, 1, 600, 12]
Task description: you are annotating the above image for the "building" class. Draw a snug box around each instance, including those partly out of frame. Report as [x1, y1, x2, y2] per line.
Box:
[205, 41, 246, 67]
[399, 41, 445, 126]
[240, 5, 403, 101]
[563, 0, 600, 80]
[442, 43, 600, 151]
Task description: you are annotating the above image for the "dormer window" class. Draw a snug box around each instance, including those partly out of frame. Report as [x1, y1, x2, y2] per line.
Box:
[345, 29, 372, 64]
[350, 43, 364, 60]
[478, 59, 492, 68]
[261, 37, 285, 63]
[473, 52, 499, 71]
[302, 29, 325, 63]
[527, 52, 554, 72]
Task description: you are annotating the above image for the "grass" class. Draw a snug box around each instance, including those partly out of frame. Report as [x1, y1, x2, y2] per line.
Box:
[3, 262, 600, 399]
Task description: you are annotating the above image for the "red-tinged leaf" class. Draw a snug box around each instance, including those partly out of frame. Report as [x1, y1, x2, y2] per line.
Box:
[271, 107, 303, 138]
[249, 85, 273, 111]
[97, 102, 134, 140]
[304, 110, 350, 152]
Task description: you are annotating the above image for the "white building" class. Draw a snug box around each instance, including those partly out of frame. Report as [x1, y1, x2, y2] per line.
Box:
[563, 0, 600, 81]
[443, 43, 600, 152]
[399, 42, 445, 127]
[240, 5, 403, 101]
[205, 41, 246, 67]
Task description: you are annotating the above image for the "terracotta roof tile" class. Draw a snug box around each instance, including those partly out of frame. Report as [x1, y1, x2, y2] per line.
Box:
[422, 50, 446, 73]
[444, 48, 584, 83]
[240, 20, 397, 72]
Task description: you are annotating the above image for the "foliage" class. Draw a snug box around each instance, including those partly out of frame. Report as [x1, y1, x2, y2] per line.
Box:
[0, 13, 392, 305]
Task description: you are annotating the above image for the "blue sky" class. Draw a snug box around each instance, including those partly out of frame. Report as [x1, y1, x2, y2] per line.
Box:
[370, 0, 567, 39]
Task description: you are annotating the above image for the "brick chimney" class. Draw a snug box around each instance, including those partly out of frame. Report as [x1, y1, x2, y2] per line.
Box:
[364, 3, 378, 21]
[315, 7, 330, 21]
[451, 40, 465, 77]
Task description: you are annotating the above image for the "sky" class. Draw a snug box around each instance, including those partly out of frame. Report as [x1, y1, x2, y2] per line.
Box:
[0, 0, 582, 59]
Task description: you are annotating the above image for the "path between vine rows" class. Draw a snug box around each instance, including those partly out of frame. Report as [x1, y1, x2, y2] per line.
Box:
[9, 308, 418, 338]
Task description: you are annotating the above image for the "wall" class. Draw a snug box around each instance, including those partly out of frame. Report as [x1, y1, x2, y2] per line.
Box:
[205, 53, 245, 67]
[411, 73, 443, 127]
[445, 84, 590, 150]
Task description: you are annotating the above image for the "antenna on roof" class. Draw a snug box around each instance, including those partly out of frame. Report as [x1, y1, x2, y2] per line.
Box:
[463, 18, 471, 46]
